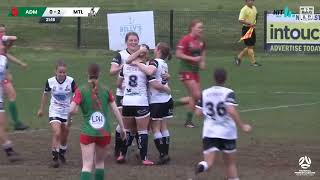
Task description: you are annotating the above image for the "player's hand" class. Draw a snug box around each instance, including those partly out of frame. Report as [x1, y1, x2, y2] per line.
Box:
[193, 56, 202, 62]
[21, 62, 28, 69]
[120, 128, 127, 140]
[164, 84, 171, 94]
[241, 124, 252, 133]
[37, 109, 43, 118]
[161, 73, 170, 80]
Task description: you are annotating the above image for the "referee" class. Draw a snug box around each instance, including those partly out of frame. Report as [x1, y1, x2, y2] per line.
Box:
[235, 0, 261, 67]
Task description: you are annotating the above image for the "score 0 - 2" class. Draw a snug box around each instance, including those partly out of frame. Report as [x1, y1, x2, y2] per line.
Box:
[39, 8, 62, 23]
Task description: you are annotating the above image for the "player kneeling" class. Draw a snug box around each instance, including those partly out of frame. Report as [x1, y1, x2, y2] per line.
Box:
[195, 68, 252, 180]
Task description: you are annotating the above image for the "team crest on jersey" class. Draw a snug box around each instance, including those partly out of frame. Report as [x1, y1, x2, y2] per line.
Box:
[52, 86, 56, 92]
[65, 85, 70, 92]
[89, 111, 105, 130]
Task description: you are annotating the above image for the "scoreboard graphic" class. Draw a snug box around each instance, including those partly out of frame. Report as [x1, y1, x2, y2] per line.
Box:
[8, 7, 100, 23]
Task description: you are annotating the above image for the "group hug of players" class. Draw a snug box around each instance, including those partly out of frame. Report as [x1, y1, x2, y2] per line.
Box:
[1, 19, 252, 180]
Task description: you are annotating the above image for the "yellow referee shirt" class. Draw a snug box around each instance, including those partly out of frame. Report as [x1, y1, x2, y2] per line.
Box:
[239, 5, 257, 26]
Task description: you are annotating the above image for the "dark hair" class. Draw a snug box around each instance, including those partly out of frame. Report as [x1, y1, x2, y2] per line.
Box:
[188, 19, 203, 32]
[125, 32, 139, 42]
[0, 24, 5, 28]
[157, 42, 171, 60]
[56, 60, 66, 69]
[88, 63, 100, 79]
[141, 43, 150, 50]
[214, 68, 227, 85]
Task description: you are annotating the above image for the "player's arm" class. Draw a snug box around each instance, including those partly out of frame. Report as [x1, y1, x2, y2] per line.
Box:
[2, 35, 17, 50]
[108, 90, 126, 139]
[6, 53, 28, 69]
[176, 47, 201, 63]
[133, 60, 157, 76]
[149, 79, 171, 94]
[225, 92, 252, 133]
[70, 88, 82, 115]
[126, 46, 148, 64]
[110, 52, 122, 75]
[195, 95, 204, 118]
[37, 81, 50, 117]
[116, 67, 124, 89]
[199, 50, 206, 70]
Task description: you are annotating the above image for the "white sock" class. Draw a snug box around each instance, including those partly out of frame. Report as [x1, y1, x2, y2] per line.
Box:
[199, 161, 209, 171]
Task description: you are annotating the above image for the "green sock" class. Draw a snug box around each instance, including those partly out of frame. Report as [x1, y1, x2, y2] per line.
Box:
[186, 112, 193, 122]
[80, 171, 91, 180]
[95, 169, 104, 180]
[8, 101, 21, 125]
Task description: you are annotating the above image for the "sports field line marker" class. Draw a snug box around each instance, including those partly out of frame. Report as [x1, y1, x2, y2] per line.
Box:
[7, 101, 320, 135]
[239, 101, 320, 113]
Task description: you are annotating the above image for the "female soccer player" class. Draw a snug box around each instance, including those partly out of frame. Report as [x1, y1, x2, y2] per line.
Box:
[37, 61, 77, 168]
[0, 50, 20, 162]
[176, 19, 206, 128]
[0, 24, 29, 130]
[195, 68, 252, 180]
[70, 64, 125, 180]
[131, 42, 172, 164]
[109, 32, 140, 160]
[117, 44, 155, 165]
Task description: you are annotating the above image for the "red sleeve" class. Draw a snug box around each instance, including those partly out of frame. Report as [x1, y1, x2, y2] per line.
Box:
[176, 35, 190, 50]
[72, 88, 82, 105]
[108, 89, 115, 102]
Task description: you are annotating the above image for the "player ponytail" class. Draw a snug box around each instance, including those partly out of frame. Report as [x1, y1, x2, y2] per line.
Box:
[88, 63, 102, 109]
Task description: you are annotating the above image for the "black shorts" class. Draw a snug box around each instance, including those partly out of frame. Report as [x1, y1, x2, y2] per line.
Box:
[49, 117, 68, 124]
[116, 95, 123, 108]
[150, 98, 174, 120]
[202, 137, 236, 154]
[0, 102, 4, 112]
[242, 26, 256, 46]
[122, 106, 150, 119]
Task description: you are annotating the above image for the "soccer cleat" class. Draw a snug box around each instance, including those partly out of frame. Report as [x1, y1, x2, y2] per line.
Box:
[7, 151, 20, 162]
[116, 154, 126, 164]
[14, 123, 29, 131]
[184, 120, 195, 128]
[50, 159, 59, 168]
[142, 159, 154, 166]
[156, 155, 171, 165]
[59, 154, 66, 164]
[195, 164, 205, 175]
[234, 57, 241, 66]
[251, 62, 262, 67]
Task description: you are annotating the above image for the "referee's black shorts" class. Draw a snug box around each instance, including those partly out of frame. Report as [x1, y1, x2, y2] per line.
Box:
[242, 26, 256, 46]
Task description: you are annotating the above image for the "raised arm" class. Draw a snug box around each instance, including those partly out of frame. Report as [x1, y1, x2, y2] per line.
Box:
[126, 46, 148, 64]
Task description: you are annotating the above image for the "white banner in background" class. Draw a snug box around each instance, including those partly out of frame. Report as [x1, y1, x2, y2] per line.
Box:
[107, 11, 155, 50]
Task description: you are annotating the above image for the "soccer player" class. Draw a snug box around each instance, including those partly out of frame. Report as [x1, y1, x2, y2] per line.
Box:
[37, 61, 77, 168]
[235, 0, 261, 66]
[176, 19, 206, 128]
[117, 44, 155, 165]
[0, 24, 29, 130]
[195, 68, 252, 180]
[0, 49, 20, 162]
[109, 32, 140, 161]
[70, 64, 125, 180]
[131, 42, 173, 165]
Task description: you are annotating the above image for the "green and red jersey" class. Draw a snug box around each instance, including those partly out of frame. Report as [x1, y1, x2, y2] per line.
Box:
[73, 84, 114, 137]
[177, 34, 206, 73]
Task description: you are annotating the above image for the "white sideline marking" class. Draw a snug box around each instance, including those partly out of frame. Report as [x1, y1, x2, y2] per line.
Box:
[7, 101, 320, 135]
[239, 101, 320, 113]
